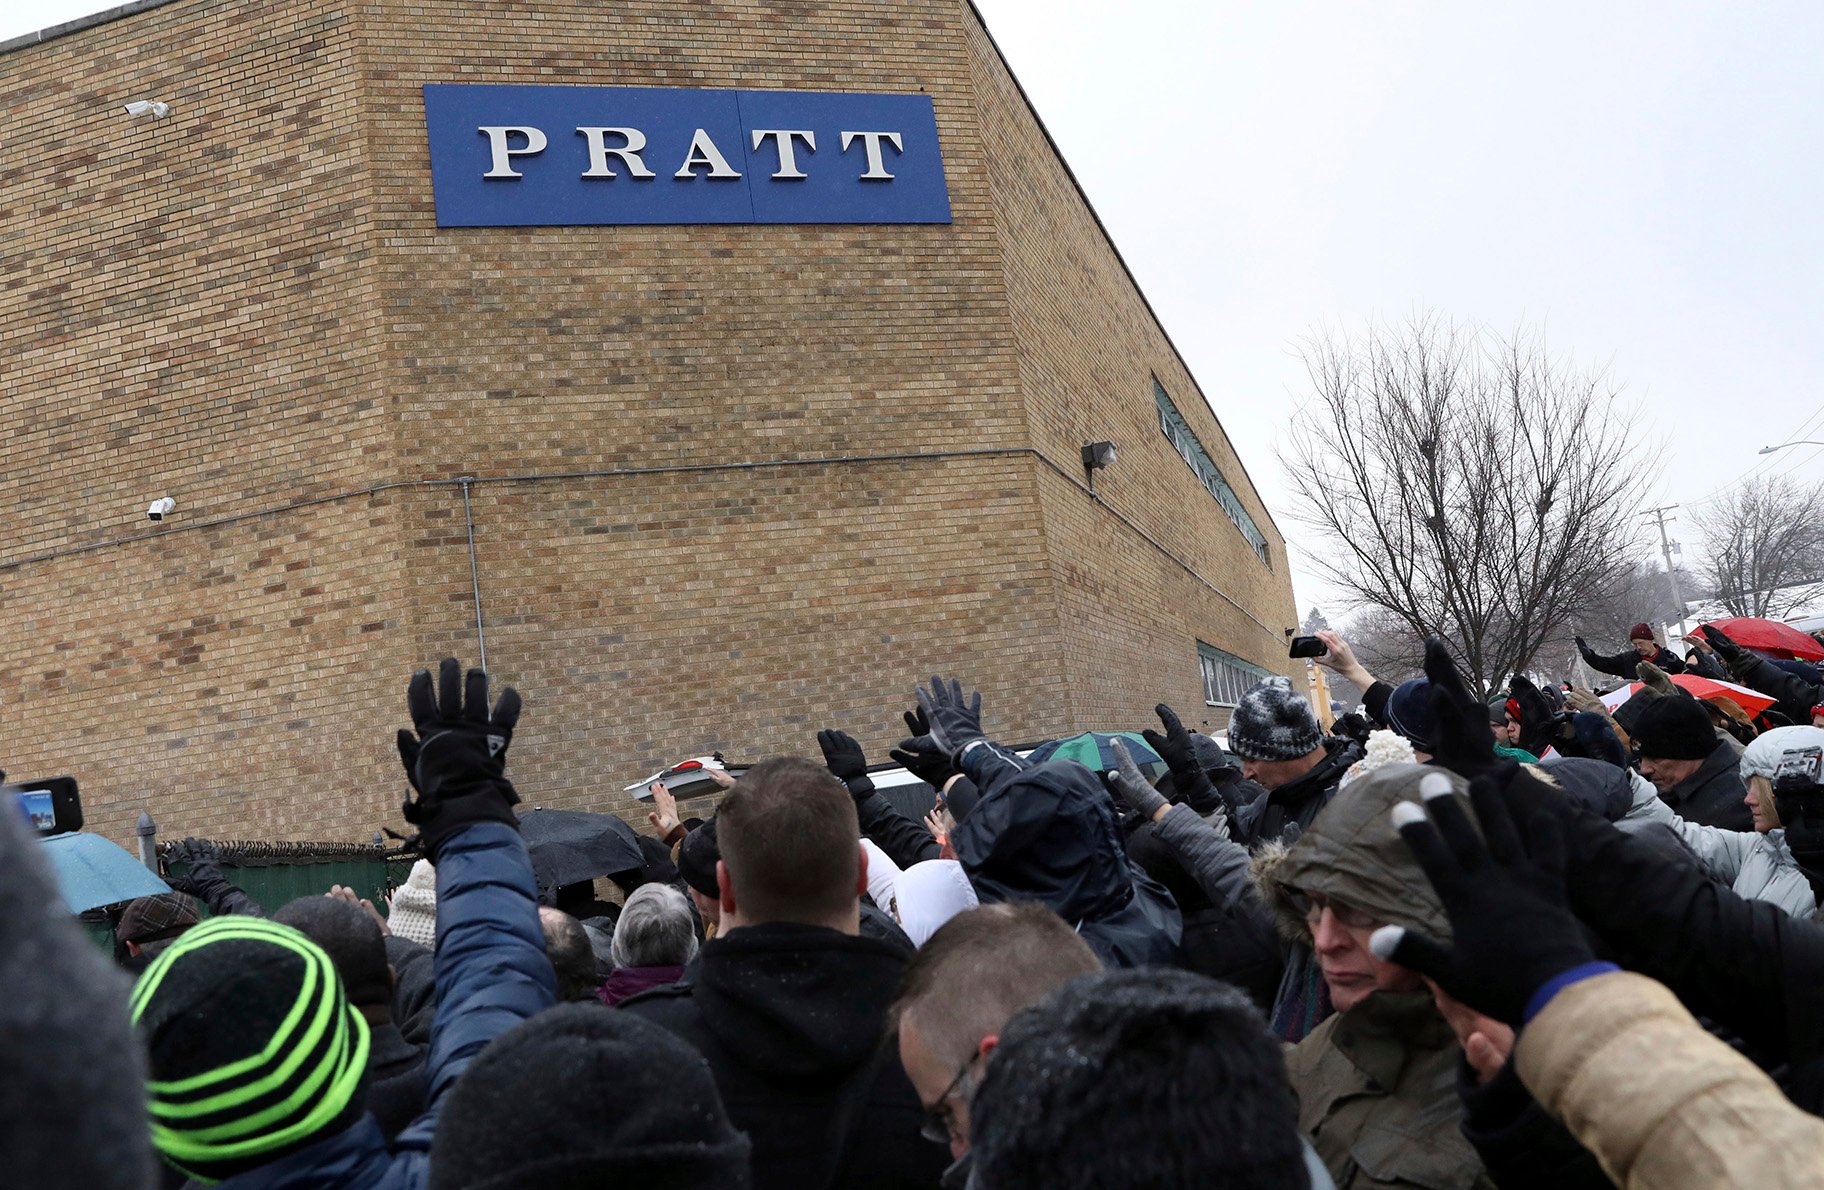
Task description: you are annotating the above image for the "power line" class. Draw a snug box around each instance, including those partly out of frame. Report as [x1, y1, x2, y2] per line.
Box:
[1687, 402, 1824, 508]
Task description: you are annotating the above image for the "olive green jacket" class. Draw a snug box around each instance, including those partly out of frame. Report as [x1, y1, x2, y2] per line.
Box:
[1287, 990, 1496, 1190]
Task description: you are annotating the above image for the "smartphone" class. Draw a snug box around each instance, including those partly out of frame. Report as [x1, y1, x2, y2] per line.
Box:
[1288, 635, 1329, 659]
[8, 776, 82, 837]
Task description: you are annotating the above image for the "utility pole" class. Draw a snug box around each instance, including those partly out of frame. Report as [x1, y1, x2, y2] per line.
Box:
[1641, 505, 1687, 638]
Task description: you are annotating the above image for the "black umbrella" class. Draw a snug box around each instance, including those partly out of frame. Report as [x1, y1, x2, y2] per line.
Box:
[517, 808, 645, 897]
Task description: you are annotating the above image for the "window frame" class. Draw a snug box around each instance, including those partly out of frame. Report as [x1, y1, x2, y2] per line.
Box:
[1154, 379, 1271, 567]
[1198, 641, 1272, 708]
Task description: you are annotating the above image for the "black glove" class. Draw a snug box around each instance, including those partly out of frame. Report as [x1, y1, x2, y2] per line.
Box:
[1371, 771, 1600, 1027]
[1421, 639, 1508, 785]
[1573, 635, 1588, 651]
[817, 729, 875, 801]
[164, 837, 231, 898]
[889, 708, 958, 789]
[1699, 624, 1745, 663]
[915, 676, 987, 758]
[1777, 792, 1824, 902]
[1141, 703, 1217, 810]
[397, 658, 523, 857]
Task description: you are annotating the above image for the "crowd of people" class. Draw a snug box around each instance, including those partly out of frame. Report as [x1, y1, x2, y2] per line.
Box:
[15, 618, 1824, 1189]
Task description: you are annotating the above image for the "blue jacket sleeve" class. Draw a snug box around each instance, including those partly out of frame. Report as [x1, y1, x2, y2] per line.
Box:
[389, 822, 555, 1160]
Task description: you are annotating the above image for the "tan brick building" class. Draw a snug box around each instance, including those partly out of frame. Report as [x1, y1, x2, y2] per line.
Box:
[1, 0, 1296, 845]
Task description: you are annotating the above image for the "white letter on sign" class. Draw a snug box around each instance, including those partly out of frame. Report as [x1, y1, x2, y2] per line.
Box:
[478, 125, 548, 179]
[840, 130, 904, 180]
[751, 129, 816, 179]
[674, 129, 743, 179]
[577, 127, 657, 178]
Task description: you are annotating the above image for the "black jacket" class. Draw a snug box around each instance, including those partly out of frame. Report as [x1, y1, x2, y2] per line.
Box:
[1559, 799, 1824, 1112]
[1580, 642, 1685, 680]
[1125, 821, 1281, 1011]
[1721, 648, 1824, 724]
[621, 923, 947, 1190]
[1233, 738, 1365, 847]
[1661, 740, 1754, 832]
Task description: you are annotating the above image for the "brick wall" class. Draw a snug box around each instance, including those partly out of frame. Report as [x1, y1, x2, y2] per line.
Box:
[1, 0, 1293, 845]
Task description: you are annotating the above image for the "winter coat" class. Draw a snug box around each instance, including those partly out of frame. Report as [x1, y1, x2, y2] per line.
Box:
[212, 822, 555, 1189]
[1581, 642, 1685, 680]
[1557, 804, 1824, 1112]
[1658, 740, 1754, 832]
[1632, 794, 1817, 917]
[953, 743, 1182, 968]
[1127, 807, 1282, 1011]
[620, 922, 946, 1190]
[1233, 737, 1365, 847]
[597, 963, 686, 1007]
[1719, 648, 1823, 724]
[1518, 970, 1824, 1188]
[1286, 992, 1496, 1190]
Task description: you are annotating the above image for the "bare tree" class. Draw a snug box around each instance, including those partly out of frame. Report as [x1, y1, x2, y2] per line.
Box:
[1283, 316, 1655, 696]
[1695, 475, 1824, 618]
[1575, 558, 1705, 645]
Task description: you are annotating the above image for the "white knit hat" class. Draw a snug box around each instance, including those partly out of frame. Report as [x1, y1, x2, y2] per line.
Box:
[387, 859, 438, 948]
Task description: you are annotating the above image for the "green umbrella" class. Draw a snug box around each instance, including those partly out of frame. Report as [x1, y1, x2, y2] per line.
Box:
[1025, 731, 1167, 780]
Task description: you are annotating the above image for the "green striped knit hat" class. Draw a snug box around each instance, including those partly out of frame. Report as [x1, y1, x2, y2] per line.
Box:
[130, 917, 371, 1183]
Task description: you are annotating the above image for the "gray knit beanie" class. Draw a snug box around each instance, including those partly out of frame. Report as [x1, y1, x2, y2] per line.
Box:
[1227, 676, 1322, 762]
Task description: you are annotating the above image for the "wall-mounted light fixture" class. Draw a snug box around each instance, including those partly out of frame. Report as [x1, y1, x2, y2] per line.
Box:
[124, 100, 171, 119]
[1081, 440, 1117, 488]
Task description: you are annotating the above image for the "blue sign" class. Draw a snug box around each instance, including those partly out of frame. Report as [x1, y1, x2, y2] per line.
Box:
[422, 84, 952, 227]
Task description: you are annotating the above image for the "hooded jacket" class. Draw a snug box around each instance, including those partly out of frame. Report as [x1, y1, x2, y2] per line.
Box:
[1260, 765, 1595, 1190]
[1233, 737, 1365, 848]
[619, 923, 946, 1190]
[953, 745, 1182, 969]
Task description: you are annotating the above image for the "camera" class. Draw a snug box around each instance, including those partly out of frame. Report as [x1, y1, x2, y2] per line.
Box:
[1773, 746, 1824, 804]
[146, 497, 175, 521]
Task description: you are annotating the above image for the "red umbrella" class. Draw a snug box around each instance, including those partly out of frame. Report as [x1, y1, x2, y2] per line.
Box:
[1695, 617, 1824, 662]
[1600, 676, 1776, 718]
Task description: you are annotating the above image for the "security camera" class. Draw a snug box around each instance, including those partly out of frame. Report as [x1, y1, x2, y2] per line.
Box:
[146, 497, 176, 521]
[124, 100, 171, 119]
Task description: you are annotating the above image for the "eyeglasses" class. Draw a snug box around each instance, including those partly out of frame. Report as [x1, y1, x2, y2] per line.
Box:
[919, 1053, 979, 1146]
[1300, 891, 1380, 932]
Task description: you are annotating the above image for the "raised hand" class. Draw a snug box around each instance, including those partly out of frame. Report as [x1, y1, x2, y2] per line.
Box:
[397, 658, 523, 856]
[817, 728, 874, 801]
[1370, 771, 1600, 1027]
[889, 707, 958, 789]
[1141, 704, 1216, 809]
[915, 677, 987, 758]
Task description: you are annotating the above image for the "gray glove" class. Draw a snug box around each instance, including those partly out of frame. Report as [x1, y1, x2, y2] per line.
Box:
[1108, 739, 1169, 821]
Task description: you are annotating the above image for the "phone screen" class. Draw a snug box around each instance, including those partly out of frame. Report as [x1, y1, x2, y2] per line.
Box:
[19, 790, 55, 833]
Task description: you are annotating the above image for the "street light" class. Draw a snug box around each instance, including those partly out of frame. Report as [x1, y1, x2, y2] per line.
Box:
[1759, 440, 1824, 454]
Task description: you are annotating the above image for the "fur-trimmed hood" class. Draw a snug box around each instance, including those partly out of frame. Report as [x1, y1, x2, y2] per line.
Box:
[1251, 763, 1468, 946]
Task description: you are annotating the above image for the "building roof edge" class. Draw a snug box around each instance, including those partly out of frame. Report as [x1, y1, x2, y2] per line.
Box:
[0, 0, 185, 57]
[958, 0, 1288, 548]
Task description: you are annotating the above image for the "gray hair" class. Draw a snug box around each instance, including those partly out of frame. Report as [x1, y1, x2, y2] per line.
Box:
[610, 883, 700, 970]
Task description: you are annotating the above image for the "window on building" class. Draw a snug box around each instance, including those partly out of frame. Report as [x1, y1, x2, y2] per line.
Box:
[1155, 380, 1271, 566]
[1198, 641, 1271, 707]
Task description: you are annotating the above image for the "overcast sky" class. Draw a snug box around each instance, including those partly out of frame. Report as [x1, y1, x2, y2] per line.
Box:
[9, 0, 1822, 615]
